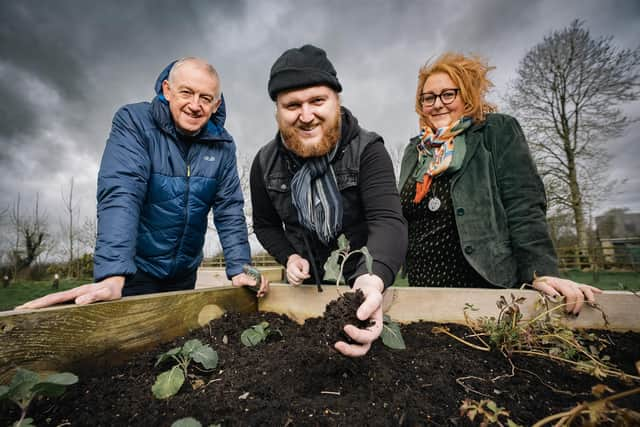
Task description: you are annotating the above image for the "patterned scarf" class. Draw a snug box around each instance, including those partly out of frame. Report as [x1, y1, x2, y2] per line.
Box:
[290, 142, 343, 245]
[412, 117, 472, 203]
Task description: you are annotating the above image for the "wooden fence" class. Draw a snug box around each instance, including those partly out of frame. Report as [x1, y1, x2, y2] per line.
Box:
[201, 253, 281, 268]
[556, 245, 640, 272]
[203, 247, 639, 272]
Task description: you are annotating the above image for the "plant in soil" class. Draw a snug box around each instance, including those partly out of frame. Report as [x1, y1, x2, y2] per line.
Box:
[7, 310, 640, 426]
[171, 417, 220, 427]
[459, 398, 522, 427]
[152, 338, 218, 399]
[240, 321, 282, 347]
[320, 234, 404, 349]
[0, 367, 78, 427]
[433, 293, 640, 382]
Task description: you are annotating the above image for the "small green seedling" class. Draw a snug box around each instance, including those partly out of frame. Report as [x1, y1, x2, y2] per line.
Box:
[323, 234, 404, 349]
[0, 367, 78, 427]
[323, 234, 373, 294]
[380, 314, 406, 350]
[171, 417, 221, 427]
[240, 321, 282, 347]
[152, 339, 218, 399]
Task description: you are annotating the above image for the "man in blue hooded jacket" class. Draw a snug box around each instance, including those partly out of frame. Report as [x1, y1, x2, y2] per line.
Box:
[18, 57, 267, 308]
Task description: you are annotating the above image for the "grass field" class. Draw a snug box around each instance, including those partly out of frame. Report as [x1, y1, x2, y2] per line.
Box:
[391, 270, 640, 290]
[0, 279, 89, 312]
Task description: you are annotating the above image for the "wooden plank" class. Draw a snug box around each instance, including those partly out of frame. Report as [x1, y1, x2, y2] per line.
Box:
[382, 288, 640, 331]
[0, 287, 256, 383]
[196, 266, 283, 288]
[258, 284, 351, 323]
[259, 284, 640, 331]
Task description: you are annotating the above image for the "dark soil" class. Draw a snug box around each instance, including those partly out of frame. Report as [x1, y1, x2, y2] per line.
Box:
[2, 299, 639, 427]
[321, 289, 372, 344]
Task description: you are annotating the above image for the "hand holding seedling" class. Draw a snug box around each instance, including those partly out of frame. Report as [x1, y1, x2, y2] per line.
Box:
[532, 275, 602, 314]
[285, 254, 310, 286]
[15, 275, 125, 309]
[232, 265, 270, 297]
[334, 273, 384, 357]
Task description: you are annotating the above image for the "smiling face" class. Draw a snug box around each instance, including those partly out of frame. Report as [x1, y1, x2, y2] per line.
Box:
[162, 60, 221, 135]
[421, 72, 464, 130]
[275, 85, 341, 158]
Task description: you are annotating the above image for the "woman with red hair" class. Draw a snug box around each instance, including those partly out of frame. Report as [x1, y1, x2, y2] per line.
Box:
[398, 52, 600, 313]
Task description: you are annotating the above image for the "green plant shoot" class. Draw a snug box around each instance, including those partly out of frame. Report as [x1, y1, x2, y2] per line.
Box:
[323, 234, 373, 294]
[171, 417, 222, 427]
[152, 339, 218, 399]
[0, 367, 78, 427]
[379, 314, 406, 350]
[240, 321, 282, 347]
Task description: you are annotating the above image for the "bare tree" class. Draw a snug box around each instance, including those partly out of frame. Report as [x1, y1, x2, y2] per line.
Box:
[10, 194, 50, 273]
[507, 20, 640, 250]
[206, 152, 254, 257]
[11, 195, 21, 278]
[0, 205, 8, 269]
[60, 177, 80, 276]
[78, 215, 97, 253]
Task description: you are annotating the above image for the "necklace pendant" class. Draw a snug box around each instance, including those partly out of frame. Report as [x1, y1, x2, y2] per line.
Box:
[428, 197, 441, 212]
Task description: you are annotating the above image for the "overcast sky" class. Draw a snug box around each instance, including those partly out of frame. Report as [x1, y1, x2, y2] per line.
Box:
[1, 0, 639, 255]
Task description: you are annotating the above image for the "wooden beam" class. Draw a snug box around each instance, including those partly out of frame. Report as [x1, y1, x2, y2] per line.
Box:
[0, 287, 256, 383]
[259, 284, 640, 332]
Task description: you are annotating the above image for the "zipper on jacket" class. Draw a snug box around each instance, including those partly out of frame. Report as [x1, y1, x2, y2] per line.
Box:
[171, 162, 191, 277]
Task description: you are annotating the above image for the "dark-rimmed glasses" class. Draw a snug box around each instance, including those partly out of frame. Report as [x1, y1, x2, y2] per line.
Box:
[419, 88, 460, 107]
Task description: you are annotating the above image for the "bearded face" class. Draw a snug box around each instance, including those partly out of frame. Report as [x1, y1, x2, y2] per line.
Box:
[275, 85, 342, 158]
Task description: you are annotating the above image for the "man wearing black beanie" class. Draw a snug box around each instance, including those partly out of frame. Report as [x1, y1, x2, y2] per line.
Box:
[250, 45, 408, 357]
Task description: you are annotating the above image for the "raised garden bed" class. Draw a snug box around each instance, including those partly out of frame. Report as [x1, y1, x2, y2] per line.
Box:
[1, 285, 639, 426]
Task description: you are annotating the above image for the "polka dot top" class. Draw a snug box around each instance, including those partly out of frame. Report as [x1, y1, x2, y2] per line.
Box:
[400, 173, 494, 288]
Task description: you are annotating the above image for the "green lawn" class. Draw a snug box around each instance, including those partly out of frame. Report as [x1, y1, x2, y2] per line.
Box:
[392, 270, 640, 290]
[0, 279, 90, 311]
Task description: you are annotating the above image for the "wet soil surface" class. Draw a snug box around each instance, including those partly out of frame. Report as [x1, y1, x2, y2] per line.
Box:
[2, 295, 639, 427]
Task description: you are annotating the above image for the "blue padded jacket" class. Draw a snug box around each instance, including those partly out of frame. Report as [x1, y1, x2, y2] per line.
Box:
[94, 61, 250, 283]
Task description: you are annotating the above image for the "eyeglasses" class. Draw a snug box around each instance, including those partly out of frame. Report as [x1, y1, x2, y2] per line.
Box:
[419, 88, 460, 107]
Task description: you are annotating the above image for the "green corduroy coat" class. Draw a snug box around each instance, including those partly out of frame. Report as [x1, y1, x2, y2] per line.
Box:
[398, 113, 559, 288]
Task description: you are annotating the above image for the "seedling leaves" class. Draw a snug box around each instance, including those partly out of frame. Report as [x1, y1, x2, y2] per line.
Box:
[323, 249, 342, 284]
[337, 234, 350, 251]
[155, 347, 181, 367]
[191, 345, 218, 370]
[152, 365, 185, 399]
[380, 315, 406, 350]
[241, 321, 281, 347]
[171, 417, 202, 427]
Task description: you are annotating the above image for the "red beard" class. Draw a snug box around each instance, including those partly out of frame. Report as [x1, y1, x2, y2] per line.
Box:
[279, 108, 342, 158]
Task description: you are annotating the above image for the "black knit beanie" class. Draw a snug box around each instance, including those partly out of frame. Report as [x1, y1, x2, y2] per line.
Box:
[268, 44, 342, 100]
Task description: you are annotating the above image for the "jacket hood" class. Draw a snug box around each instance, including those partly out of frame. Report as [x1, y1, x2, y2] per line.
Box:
[153, 60, 227, 129]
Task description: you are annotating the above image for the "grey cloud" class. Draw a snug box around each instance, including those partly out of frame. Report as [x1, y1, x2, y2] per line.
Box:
[0, 0, 639, 229]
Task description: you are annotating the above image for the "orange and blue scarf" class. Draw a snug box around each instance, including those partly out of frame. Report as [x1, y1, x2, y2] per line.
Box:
[412, 117, 472, 204]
